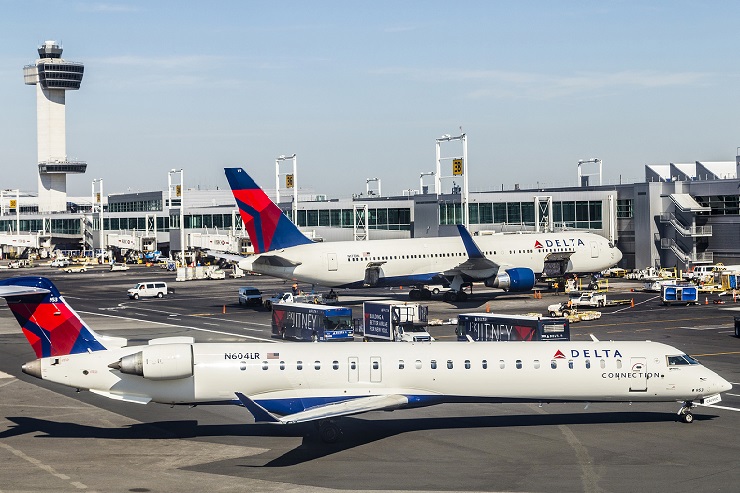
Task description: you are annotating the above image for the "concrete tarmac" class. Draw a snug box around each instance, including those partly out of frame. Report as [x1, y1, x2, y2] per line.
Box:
[0, 265, 738, 492]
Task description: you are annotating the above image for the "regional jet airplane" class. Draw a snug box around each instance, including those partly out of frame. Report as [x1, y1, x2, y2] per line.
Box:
[223, 168, 622, 301]
[0, 277, 730, 442]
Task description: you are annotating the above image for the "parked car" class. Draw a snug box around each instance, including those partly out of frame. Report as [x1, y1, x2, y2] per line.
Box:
[238, 286, 263, 306]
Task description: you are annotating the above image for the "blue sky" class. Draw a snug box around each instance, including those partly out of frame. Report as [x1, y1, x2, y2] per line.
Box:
[1, 1, 739, 198]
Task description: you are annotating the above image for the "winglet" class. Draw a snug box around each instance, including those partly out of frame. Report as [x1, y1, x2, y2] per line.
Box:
[235, 392, 282, 423]
[225, 168, 313, 253]
[456, 225, 485, 259]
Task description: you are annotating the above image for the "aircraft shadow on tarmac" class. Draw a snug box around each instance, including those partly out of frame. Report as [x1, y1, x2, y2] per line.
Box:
[0, 411, 720, 467]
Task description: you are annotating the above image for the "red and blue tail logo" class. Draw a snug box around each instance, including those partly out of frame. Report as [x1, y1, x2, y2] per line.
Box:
[225, 168, 313, 253]
[0, 277, 106, 358]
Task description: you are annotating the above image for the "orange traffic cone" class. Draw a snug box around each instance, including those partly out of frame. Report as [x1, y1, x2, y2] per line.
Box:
[630, 298, 634, 308]
[485, 303, 490, 313]
[705, 297, 709, 305]
[222, 304, 226, 314]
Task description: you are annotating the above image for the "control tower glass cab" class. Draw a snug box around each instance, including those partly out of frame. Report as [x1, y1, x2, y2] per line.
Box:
[24, 41, 87, 212]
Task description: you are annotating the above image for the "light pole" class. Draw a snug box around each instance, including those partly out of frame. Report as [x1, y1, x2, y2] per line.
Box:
[436, 133, 469, 228]
[577, 158, 602, 187]
[92, 179, 104, 260]
[169, 169, 185, 266]
[366, 177, 381, 197]
[419, 171, 436, 194]
[276, 154, 297, 222]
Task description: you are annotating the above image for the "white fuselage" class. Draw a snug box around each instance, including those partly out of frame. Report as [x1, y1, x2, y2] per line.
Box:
[238, 231, 621, 287]
[34, 340, 730, 413]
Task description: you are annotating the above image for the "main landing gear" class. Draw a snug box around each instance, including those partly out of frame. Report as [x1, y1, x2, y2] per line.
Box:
[677, 401, 695, 423]
[315, 419, 342, 443]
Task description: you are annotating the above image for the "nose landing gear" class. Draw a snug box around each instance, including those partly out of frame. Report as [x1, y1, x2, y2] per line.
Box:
[677, 401, 695, 423]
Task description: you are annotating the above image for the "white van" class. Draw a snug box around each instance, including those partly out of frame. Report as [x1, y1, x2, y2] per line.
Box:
[127, 281, 168, 299]
[683, 265, 720, 281]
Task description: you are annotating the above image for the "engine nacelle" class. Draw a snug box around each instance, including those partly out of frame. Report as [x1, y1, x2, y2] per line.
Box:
[113, 343, 194, 380]
[484, 267, 536, 291]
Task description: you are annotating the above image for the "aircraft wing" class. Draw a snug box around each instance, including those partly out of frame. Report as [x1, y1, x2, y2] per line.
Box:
[236, 393, 409, 424]
[205, 250, 245, 264]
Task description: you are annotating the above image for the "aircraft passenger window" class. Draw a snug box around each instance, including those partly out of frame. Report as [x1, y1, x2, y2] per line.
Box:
[333, 361, 339, 370]
[240, 362, 247, 371]
[350, 361, 357, 370]
[551, 360, 557, 369]
[600, 359, 606, 369]
[431, 360, 437, 369]
[447, 360, 453, 369]
[568, 360, 574, 369]
[297, 361, 303, 370]
[315, 361, 321, 370]
[399, 360, 405, 369]
[280, 361, 285, 370]
[415, 360, 422, 369]
[262, 362, 268, 370]
[516, 359, 522, 369]
[464, 360, 471, 369]
[482, 359, 488, 369]
[533, 360, 540, 369]
[616, 359, 622, 369]
[585, 359, 591, 369]
[499, 360, 505, 369]
[372, 361, 379, 370]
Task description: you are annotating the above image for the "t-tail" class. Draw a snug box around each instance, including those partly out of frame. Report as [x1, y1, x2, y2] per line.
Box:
[0, 277, 114, 358]
[225, 167, 313, 254]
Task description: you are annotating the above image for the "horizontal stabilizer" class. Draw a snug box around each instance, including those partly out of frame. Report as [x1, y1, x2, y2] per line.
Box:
[455, 225, 498, 270]
[0, 285, 50, 298]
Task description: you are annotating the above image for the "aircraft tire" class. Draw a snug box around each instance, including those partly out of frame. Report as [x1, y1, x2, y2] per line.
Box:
[421, 289, 432, 300]
[319, 421, 341, 443]
[443, 291, 456, 302]
[455, 291, 468, 302]
[681, 411, 694, 423]
[408, 289, 421, 301]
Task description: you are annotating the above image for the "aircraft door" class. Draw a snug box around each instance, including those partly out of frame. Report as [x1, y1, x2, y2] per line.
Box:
[629, 357, 648, 392]
[370, 356, 382, 383]
[590, 241, 599, 258]
[348, 356, 359, 383]
[328, 253, 338, 271]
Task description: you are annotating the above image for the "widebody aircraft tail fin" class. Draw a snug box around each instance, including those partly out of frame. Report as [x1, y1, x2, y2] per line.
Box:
[0, 277, 112, 358]
[225, 167, 313, 254]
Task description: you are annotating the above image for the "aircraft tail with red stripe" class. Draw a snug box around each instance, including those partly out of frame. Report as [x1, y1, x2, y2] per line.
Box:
[225, 167, 313, 253]
[0, 277, 111, 358]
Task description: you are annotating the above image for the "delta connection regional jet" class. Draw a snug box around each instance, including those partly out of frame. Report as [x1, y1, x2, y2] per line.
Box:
[222, 167, 622, 301]
[0, 277, 731, 442]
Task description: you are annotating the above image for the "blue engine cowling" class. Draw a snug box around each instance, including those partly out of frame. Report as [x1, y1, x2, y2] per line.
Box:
[484, 268, 536, 291]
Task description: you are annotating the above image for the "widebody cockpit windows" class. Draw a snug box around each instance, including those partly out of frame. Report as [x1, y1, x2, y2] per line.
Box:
[667, 354, 700, 366]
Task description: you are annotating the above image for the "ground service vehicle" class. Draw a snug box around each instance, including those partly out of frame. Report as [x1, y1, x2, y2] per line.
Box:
[263, 291, 322, 310]
[127, 282, 168, 299]
[567, 291, 606, 308]
[64, 265, 88, 273]
[271, 303, 353, 341]
[110, 263, 129, 271]
[362, 301, 434, 342]
[456, 313, 570, 341]
[238, 286, 262, 306]
[661, 284, 699, 305]
[50, 258, 69, 267]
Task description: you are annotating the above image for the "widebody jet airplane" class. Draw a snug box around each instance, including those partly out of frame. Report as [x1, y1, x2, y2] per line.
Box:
[0, 277, 730, 442]
[223, 167, 622, 301]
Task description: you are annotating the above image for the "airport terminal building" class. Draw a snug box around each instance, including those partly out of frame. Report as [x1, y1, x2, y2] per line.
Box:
[1, 159, 739, 272]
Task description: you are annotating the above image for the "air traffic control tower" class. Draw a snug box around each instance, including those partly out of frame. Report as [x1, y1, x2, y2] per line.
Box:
[23, 40, 87, 212]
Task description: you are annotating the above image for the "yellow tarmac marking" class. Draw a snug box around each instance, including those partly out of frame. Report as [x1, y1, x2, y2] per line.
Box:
[691, 351, 740, 357]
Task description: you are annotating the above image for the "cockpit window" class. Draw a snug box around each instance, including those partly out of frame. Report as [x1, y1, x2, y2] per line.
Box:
[667, 354, 700, 366]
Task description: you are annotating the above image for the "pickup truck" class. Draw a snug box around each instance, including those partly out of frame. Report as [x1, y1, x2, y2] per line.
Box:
[566, 291, 606, 308]
[263, 291, 323, 310]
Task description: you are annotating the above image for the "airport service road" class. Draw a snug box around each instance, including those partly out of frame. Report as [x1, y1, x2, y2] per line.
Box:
[0, 266, 739, 492]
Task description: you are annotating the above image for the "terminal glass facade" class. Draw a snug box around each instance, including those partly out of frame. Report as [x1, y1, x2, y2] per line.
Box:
[296, 207, 411, 230]
[694, 195, 740, 215]
[108, 199, 162, 213]
[441, 200, 602, 229]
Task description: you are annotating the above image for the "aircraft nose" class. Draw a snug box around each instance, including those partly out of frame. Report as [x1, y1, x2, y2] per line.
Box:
[719, 376, 733, 393]
[613, 245, 623, 263]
